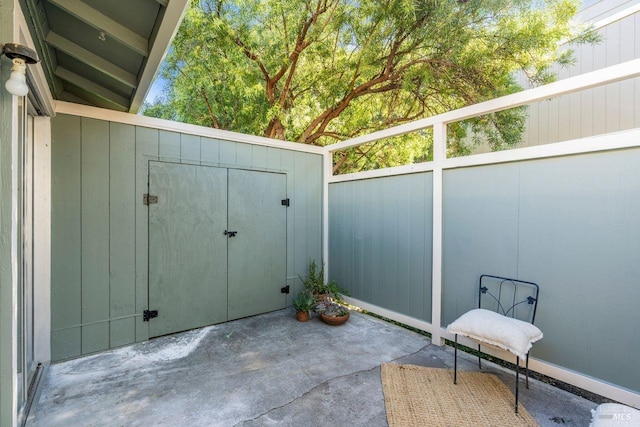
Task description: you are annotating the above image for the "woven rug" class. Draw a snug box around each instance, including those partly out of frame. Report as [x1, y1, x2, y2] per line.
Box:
[381, 364, 538, 427]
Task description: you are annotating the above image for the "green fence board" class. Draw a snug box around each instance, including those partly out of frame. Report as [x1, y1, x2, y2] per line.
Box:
[80, 118, 110, 342]
[180, 134, 200, 162]
[134, 126, 158, 342]
[109, 123, 136, 347]
[200, 137, 220, 164]
[159, 130, 180, 159]
[51, 114, 82, 339]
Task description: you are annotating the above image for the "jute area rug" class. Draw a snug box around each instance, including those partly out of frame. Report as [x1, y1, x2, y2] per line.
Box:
[381, 364, 538, 427]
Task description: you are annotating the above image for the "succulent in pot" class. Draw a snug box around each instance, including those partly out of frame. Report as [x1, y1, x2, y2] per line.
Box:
[293, 290, 314, 322]
[316, 300, 350, 326]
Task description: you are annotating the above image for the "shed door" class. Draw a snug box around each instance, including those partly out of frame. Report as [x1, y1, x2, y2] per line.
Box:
[228, 169, 287, 320]
[148, 163, 287, 337]
[148, 162, 228, 337]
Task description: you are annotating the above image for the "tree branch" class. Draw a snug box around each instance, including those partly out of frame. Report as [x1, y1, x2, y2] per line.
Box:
[200, 88, 220, 129]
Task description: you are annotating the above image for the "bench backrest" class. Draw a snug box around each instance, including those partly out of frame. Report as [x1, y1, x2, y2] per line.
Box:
[478, 274, 540, 324]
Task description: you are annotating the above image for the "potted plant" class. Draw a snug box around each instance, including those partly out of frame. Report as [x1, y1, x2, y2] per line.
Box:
[316, 300, 350, 326]
[300, 260, 349, 303]
[292, 290, 314, 322]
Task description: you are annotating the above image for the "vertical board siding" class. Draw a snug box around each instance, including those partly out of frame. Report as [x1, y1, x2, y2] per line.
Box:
[159, 130, 180, 159]
[329, 173, 433, 321]
[442, 148, 640, 393]
[50, 114, 323, 360]
[180, 133, 200, 162]
[134, 127, 158, 343]
[200, 137, 220, 164]
[51, 114, 82, 361]
[520, 12, 640, 148]
[109, 123, 136, 348]
[80, 118, 110, 354]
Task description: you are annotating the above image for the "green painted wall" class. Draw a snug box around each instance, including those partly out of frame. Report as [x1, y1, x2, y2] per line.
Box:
[0, 0, 17, 424]
[329, 173, 434, 321]
[50, 114, 323, 361]
[442, 149, 640, 393]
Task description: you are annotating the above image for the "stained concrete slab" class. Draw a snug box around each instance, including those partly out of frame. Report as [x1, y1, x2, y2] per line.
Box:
[29, 309, 597, 426]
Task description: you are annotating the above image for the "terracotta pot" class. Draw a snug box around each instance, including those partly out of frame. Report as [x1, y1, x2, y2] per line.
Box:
[296, 311, 310, 322]
[320, 312, 349, 326]
[314, 293, 329, 304]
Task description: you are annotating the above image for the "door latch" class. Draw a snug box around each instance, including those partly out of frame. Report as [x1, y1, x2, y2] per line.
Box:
[143, 310, 158, 321]
[224, 230, 238, 237]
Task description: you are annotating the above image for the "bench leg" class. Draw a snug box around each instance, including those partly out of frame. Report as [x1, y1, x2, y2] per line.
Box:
[515, 355, 520, 413]
[478, 344, 482, 369]
[526, 353, 530, 389]
[454, 334, 458, 384]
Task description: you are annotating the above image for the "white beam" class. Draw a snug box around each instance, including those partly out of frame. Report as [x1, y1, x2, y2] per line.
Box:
[327, 59, 640, 153]
[54, 101, 326, 155]
[48, 0, 148, 56]
[46, 31, 137, 89]
[430, 122, 445, 346]
[54, 67, 129, 110]
[129, 0, 189, 113]
[33, 116, 51, 363]
[322, 152, 332, 281]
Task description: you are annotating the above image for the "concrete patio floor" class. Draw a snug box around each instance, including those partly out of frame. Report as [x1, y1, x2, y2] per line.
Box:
[28, 309, 598, 426]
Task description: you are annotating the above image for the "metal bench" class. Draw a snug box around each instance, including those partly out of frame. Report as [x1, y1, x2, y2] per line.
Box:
[447, 274, 541, 413]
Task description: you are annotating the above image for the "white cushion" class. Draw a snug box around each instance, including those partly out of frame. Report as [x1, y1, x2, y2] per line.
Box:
[590, 403, 640, 427]
[447, 308, 543, 358]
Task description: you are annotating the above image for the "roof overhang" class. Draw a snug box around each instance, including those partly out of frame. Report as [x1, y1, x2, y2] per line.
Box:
[19, 0, 188, 113]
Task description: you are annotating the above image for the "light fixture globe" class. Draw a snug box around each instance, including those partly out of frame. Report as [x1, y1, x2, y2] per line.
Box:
[5, 58, 29, 96]
[1, 43, 39, 97]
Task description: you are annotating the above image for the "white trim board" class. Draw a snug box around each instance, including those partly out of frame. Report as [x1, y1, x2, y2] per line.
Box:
[590, 3, 640, 30]
[343, 297, 436, 336]
[327, 59, 640, 153]
[345, 297, 640, 408]
[328, 128, 640, 183]
[54, 101, 325, 155]
[18, 3, 56, 116]
[33, 116, 51, 363]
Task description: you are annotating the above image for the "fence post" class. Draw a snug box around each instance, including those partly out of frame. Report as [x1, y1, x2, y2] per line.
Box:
[431, 122, 446, 346]
[322, 150, 332, 283]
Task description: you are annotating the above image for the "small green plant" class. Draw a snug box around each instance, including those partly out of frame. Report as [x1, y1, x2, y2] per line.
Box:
[292, 290, 315, 313]
[300, 260, 349, 302]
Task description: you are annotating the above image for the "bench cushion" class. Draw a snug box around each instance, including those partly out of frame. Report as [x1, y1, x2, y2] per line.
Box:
[447, 308, 543, 358]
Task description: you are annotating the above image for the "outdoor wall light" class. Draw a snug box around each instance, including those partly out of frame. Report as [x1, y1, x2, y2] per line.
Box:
[1, 43, 39, 97]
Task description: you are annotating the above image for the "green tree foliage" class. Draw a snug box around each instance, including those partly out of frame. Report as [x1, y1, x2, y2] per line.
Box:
[143, 0, 597, 173]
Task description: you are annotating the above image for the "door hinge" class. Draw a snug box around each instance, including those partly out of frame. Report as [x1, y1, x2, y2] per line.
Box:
[281, 285, 290, 294]
[143, 310, 158, 321]
[143, 194, 158, 205]
[281, 198, 290, 207]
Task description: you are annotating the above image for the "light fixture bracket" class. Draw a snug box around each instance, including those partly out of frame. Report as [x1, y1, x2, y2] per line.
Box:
[1, 43, 39, 64]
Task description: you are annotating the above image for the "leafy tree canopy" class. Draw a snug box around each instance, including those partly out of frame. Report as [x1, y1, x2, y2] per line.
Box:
[143, 0, 597, 173]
